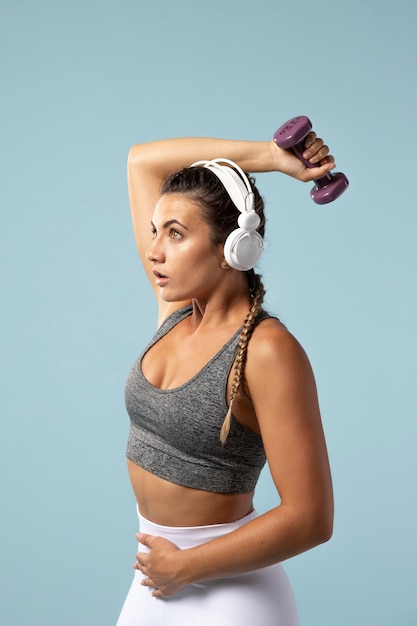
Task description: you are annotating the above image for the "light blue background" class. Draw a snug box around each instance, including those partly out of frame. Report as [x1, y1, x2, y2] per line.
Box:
[1, 1, 416, 624]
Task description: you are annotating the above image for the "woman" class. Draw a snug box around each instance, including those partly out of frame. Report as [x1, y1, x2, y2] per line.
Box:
[117, 131, 335, 625]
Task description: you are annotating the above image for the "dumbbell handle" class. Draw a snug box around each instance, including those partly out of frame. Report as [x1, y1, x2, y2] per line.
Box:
[273, 116, 349, 204]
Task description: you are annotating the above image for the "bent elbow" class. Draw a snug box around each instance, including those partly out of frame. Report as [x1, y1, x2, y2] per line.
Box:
[316, 518, 333, 545]
[127, 144, 144, 170]
[310, 509, 334, 547]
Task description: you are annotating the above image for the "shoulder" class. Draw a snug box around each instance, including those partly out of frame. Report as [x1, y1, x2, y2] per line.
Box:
[246, 316, 315, 386]
[157, 303, 193, 330]
[250, 315, 305, 358]
[244, 317, 320, 433]
[157, 301, 193, 328]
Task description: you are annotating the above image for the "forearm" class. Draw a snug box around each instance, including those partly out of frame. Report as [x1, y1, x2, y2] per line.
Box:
[128, 137, 280, 181]
[178, 504, 332, 585]
[128, 135, 334, 192]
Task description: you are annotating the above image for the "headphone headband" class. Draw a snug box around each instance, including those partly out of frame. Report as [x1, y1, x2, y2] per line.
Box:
[191, 158, 254, 213]
[190, 158, 264, 271]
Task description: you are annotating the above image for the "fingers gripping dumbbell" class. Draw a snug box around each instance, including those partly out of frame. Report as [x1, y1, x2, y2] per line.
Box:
[273, 116, 349, 204]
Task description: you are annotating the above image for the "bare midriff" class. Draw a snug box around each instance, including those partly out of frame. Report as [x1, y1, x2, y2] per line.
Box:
[127, 459, 254, 527]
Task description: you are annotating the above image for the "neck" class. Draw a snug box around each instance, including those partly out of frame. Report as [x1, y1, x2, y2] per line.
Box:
[190, 275, 251, 329]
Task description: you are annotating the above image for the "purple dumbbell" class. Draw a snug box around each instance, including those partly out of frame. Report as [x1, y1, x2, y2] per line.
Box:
[273, 116, 349, 204]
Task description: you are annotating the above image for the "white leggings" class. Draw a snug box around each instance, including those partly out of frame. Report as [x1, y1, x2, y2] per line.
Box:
[116, 509, 299, 626]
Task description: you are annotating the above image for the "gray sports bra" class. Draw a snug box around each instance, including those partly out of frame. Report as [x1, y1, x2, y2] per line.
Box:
[125, 305, 272, 494]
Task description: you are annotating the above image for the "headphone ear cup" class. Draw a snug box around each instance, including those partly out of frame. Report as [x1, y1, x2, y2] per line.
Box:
[224, 228, 264, 271]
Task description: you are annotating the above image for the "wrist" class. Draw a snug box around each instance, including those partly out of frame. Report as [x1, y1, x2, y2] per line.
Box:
[268, 139, 287, 173]
[177, 546, 212, 587]
[240, 140, 285, 174]
[177, 548, 199, 586]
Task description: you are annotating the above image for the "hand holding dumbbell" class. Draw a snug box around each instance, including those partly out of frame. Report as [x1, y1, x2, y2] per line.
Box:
[273, 116, 349, 204]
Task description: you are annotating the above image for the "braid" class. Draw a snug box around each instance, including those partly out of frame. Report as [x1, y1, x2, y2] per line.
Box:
[220, 272, 266, 444]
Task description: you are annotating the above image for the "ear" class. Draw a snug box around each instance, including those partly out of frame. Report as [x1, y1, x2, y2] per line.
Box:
[214, 242, 228, 268]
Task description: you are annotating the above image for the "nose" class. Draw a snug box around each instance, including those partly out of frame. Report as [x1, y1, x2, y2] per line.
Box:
[146, 237, 164, 263]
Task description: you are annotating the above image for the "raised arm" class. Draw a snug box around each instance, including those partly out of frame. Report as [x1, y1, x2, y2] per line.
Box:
[127, 135, 334, 315]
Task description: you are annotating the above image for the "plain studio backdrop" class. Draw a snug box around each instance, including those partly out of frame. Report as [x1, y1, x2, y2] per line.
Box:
[1, 1, 416, 624]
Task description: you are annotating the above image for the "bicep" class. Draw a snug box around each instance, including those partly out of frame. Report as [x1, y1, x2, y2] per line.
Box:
[247, 329, 333, 516]
[127, 145, 162, 289]
[127, 145, 191, 323]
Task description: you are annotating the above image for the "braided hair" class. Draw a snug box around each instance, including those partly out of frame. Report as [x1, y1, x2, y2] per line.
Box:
[161, 166, 267, 443]
[220, 269, 265, 443]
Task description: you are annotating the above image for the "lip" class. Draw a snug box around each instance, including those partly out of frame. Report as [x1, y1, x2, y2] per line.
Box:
[152, 269, 169, 287]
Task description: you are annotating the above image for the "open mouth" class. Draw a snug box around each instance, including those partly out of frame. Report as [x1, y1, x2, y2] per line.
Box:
[152, 269, 169, 285]
[153, 269, 167, 278]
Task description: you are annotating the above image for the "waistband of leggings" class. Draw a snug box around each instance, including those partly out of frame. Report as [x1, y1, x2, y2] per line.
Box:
[136, 506, 258, 549]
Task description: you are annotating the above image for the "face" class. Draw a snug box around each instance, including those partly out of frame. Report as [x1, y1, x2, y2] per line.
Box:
[146, 193, 224, 302]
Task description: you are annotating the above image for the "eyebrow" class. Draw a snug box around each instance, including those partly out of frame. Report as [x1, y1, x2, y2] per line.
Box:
[151, 219, 189, 231]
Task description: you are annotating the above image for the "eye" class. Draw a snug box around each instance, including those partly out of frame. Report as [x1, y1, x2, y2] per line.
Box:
[151, 225, 157, 238]
[169, 228, 182, 240]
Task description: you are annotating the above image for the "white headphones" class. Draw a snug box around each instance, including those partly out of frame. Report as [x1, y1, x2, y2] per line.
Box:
[191, 158, 264, 271]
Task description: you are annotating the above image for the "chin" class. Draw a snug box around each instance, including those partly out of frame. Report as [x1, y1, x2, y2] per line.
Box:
[160, 291, 189, 303]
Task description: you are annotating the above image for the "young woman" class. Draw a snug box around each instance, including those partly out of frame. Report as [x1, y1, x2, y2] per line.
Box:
[117, 131, 335, 625]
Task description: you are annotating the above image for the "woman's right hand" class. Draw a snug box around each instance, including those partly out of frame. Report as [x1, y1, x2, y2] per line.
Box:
[271, 132, 335, 182]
